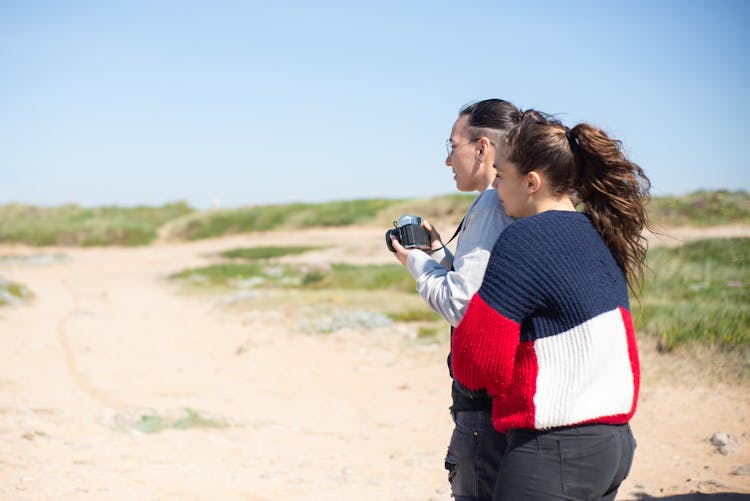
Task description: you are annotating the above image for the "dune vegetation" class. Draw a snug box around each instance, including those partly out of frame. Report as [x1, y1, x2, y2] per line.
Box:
[647, 189, 750, 227]
[0, 202, 193, 246]
[163, 199, 400, 241]
[636, 237, 749, 352]
[1, 190, 748, 246]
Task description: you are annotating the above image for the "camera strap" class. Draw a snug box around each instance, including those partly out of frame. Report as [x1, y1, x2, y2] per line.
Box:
[431, 216, 464, 254]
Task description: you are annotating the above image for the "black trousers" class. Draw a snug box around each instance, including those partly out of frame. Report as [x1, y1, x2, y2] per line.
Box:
[494, 423, 636, 501]
[445, 409, 507, 501]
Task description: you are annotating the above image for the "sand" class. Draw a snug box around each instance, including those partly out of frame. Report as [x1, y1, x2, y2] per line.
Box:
[1, 224, 749, 500]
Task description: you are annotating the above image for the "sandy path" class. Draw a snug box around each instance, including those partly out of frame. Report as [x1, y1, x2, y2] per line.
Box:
[1, 224, 749, 500]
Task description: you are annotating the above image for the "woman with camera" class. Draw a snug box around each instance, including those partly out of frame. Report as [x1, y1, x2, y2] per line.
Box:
[450, 110, 651, 500]
[389, 98, 519, 501]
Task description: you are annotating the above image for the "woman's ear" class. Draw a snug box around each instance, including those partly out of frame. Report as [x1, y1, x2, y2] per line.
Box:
[476, 137, 493, 161]
[527, 171, 542, 194]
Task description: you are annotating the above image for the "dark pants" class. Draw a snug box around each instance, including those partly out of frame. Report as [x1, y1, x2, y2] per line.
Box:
[494, 423, 636, 501]
[445, 409, 507, 501]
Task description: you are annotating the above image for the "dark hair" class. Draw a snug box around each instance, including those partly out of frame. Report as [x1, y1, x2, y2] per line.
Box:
[504, 111, 652, 294]
[459, 99, 522, 141]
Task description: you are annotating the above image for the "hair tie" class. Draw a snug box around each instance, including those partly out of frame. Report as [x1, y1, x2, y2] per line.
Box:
[566, 128, 578, 148]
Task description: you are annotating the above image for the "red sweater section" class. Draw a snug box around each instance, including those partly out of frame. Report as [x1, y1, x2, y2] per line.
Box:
[621, 307, 641, 420]
[450, 294, 519, 397]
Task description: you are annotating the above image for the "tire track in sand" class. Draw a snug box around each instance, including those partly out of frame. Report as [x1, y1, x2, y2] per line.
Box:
[57, 276, 135, 411]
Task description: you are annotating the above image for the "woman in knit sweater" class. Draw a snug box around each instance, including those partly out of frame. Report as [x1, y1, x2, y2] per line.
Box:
[450, 110, 652, 500]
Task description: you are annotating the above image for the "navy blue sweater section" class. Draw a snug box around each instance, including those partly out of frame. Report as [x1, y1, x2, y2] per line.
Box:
[477, 211, 630, 343]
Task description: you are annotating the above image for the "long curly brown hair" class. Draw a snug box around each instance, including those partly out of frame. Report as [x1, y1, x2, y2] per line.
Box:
[504, 111, 653, 295]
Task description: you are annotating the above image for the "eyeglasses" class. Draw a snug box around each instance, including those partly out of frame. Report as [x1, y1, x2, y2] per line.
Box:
[446, 138, 478, 156]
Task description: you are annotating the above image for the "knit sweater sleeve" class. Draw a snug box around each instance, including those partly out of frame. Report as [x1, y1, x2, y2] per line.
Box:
[450, 221, 541, 396]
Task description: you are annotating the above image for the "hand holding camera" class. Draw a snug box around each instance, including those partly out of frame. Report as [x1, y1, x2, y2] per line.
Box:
[385, 214, 431, 253]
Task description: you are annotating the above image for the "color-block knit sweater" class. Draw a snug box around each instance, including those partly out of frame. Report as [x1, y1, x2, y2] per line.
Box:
[451, 211, 640, 433]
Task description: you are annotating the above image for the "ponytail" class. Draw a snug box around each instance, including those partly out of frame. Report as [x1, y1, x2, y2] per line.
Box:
[570, 123, 652, 295]
[504, 113, 652, 296]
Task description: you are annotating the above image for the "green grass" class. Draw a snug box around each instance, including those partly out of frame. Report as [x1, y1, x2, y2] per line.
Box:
[172, 262, 416, 293]
[171, 263, 280, 286]
[636, 238, 749, 351]
[3, 190, 746, 246]
[220, 245, 320, 260]
[648, 190, 750, 227]
[168, 189, 750, 241]
[299, 264, 417, 293]
[166, 198, 402, 240]
[164, 194, 476, 241]
[0, 202, 193, 246]
[0, 277, 33, 305]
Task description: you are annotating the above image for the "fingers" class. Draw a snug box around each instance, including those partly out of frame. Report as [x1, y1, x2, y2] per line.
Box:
[390, 235, 404, 252]
[389, 236, 409, 265]
[422, 219, 442, 241]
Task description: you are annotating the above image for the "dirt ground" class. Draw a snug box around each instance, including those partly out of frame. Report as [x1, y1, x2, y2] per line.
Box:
[1, 224, 749, 500]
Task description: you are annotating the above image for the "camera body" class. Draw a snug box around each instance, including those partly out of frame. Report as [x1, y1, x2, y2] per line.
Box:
[385, 214, 431, 253]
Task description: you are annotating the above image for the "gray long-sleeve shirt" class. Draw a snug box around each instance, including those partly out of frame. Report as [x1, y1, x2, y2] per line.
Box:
[406, 187, 513, 327]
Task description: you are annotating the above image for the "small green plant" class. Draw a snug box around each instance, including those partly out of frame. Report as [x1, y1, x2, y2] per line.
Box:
[109, 408, 229, 434]
[301, 269, 327, 286]
[221, 245, 320, 260]
[0, 277, 33, 305]
[171, 408, 228, 430]
[133, 413, 168, 433]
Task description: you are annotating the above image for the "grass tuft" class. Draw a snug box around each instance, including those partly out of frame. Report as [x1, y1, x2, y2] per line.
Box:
[106, 408, 229, 434]
[0, 277, 33, 306]
[220, 246, 320, 260]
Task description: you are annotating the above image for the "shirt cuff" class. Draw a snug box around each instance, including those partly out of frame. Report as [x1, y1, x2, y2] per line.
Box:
[406, 249, 433, 278]
[429, 247, 452, 268]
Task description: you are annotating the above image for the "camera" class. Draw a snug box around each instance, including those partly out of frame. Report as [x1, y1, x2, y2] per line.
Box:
[385, 214, 431, 253]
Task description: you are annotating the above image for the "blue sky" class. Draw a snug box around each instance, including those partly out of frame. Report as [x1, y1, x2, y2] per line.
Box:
[2, 0, 748, 208]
